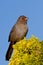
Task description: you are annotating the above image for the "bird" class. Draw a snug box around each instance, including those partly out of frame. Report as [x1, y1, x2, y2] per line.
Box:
[5, 15, 29, 61]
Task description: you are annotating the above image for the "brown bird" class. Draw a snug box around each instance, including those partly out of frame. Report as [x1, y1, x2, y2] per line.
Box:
[5, 15, 29, 61]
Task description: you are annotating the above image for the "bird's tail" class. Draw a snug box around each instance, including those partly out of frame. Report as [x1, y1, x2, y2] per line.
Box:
[5, 42, 13, 61]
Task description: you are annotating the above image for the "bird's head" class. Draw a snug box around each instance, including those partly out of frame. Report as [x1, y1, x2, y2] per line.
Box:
[18, 15, 29, 24]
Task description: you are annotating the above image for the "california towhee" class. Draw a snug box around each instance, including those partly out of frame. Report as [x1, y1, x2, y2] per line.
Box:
[5, 15, 29, 61]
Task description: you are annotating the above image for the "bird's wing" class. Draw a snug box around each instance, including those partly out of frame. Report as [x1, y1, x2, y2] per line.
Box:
[8, 25, 16, 42]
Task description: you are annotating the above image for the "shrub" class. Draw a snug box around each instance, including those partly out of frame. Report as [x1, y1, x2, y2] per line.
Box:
[8, 36, 43, 65]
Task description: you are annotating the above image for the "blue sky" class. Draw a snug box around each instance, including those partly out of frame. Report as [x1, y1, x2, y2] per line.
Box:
[0, 0, 43, 65]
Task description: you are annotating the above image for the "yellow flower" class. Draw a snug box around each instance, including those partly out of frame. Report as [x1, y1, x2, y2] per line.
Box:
[8, 35, 43, 65]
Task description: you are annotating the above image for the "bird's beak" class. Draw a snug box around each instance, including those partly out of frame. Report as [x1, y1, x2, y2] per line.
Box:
[25, 17, 29, 21]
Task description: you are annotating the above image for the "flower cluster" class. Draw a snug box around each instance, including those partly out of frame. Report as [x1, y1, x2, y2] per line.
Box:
[8, 36, 43, 65]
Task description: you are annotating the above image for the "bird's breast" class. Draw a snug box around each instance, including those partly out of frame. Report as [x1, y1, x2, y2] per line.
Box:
[15, 24, 28, 37]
